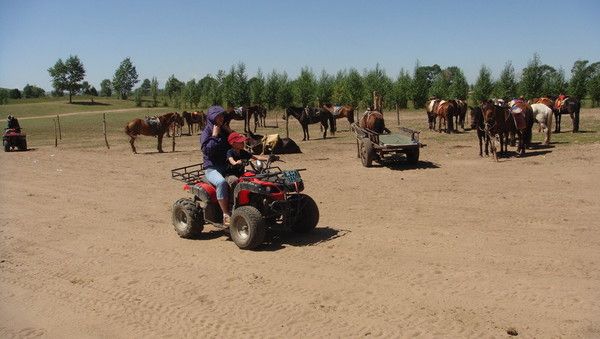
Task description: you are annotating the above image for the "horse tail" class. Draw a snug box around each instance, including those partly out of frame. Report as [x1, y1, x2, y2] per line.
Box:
[124, 121, 137, 138]
[329, 114, 336, 134]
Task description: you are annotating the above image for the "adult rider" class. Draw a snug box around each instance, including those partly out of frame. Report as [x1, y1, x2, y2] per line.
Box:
[200, 105, 233, 226]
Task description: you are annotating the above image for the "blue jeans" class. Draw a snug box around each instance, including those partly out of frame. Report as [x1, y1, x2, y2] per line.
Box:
[205, 167, 228, 200]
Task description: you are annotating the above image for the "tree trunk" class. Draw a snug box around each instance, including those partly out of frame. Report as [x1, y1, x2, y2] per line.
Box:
[69, 91, 73, 104]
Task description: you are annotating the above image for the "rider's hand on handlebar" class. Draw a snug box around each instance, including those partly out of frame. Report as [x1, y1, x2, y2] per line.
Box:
[269, 155, 280, 162]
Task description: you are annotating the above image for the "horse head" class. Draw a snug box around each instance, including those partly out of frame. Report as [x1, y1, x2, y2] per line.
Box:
[480, 100, 497, 130]
[469, 106, 482, 130]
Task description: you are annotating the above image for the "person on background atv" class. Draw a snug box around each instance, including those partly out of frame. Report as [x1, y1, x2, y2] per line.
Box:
[226, 132, 273, 177]
[200, 106, 233, 226]
[6, 115, 21, 133]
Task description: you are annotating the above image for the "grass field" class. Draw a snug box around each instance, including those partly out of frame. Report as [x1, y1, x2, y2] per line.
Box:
[2, 97, 599, 150]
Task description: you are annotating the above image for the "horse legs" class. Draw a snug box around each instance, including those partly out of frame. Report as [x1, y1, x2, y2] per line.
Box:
[129, 136, 137, 154]
[302, 124, 308, 141]
[478, 134, 483, 157]
[554, 112, 561, 133]
[157, 134, 164, 153]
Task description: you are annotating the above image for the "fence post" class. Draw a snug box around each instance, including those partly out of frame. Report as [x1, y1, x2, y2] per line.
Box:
[53, 118, 58, 147]
[57, 115, 62, 140]
[103, 113, 110, 149]
[172, 124, 176, 152]
[285, 110, 289, 139]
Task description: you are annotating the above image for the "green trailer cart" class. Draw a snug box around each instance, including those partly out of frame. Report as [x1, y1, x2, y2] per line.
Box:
[351, 123, 421, 167]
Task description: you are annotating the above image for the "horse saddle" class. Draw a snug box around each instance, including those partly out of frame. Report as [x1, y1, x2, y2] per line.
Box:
[332, 106, 342, 116]
[145, 116, 161, 133]
[509, 106, 526, 130]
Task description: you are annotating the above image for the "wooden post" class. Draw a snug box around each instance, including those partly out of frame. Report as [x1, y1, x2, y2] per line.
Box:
[275, 109, 279, 128]
[285, 110, 289, 139]
[57, 115, 62, 140]
[53, 118, 58, 147]
[396, 104, 400, 126]
[172, 123, 176, 152]
[103, 113, 110, 149]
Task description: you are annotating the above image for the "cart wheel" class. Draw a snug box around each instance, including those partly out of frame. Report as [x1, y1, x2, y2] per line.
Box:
[172, 198, 204, 238]
[406, 147, 419, 164]
[360, 138, 375, 167]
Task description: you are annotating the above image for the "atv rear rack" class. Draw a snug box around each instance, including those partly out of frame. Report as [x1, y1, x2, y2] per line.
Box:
[171, 163, 205, 184]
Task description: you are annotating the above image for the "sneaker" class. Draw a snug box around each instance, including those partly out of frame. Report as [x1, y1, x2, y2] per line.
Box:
[223, 215, 231, 227]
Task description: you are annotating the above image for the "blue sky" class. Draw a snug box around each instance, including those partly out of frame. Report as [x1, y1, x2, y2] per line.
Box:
[1, 0, 599, 90]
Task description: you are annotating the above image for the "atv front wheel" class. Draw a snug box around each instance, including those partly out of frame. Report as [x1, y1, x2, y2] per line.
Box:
[230, 206, 265, 250]
[290, 194, 319, 233]
[19, 138, 27, 151]
[172, 198, 204, 238]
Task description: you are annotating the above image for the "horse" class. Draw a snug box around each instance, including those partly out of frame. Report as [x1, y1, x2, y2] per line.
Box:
[225, 106, 252, 133]
[359, 110, 390, 134]
[482, 100, 532, 157]
[125, 112, 184, 154]
[426, 99, 440, 130]
[246, 105, 267, 131]
[435, 100, 456, 133]
[469, 106, 491, 157]
[454, 99, 468, 131]
[283, 106, 335, 141]
[322, 104, 355, 132]
[531, 103, 553, 145]
[553, 96, 580, 133]
[181, 111, 206, 135]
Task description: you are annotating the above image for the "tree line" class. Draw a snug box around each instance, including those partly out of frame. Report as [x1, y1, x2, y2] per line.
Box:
[1, 53, 599, 108]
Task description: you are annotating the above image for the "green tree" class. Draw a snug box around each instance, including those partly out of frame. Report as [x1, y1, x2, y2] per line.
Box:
[316, 70, 334, 105]
[9, 88, 21, 99]
[568, 60, 592, 100]
[542, 67, 567, 97]
[428, 72, 450, 99]
[134, 89, 143, 107]
[182, 79, 196, 108]
[493, 62, 517, 100]
[294, 67, 317, 106]
[100, 79, 112, 97]
[264, 70, 281, 110]
[519, 53, 544, 99]
[472, 65, 494, 103]
[150, 77, 159, 107]
[140, 79, 151, 96]
[80, 81, 91, 95]
[448, 67, 469, 100]
[362, 64, 392, 109]
[48, 55, 86, 103]
[411, 61, 441, 108]
[89, 87, 98, 96]
[23, 84, 43, 98]
[277, 72, 294, 108]
[249, 69, 265, 105]
[198, 74, 219, 107]
[221, 66, 237, 107]
[112, 57, 139, 100]
[391, 69, 412, 109]
[164, 74, 184, 101]
[587, 62, 600, 107]
[233, 62, 250, 106]
[346, 68, 363, 107]
[0, 89, 8, 104]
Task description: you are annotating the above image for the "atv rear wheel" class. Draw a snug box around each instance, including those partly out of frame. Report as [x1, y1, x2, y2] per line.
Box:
[18, 138, 27, 151]
[290, 194, 319, 233]
[3, 140, 9, 152]
[230, 206, 265, 250]
[172, 198, 204, 238]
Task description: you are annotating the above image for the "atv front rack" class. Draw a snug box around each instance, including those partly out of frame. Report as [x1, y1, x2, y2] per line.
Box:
[171, 163, 205, 184]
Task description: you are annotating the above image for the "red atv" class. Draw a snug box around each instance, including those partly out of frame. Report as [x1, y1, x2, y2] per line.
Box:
[170, 156, 320, 250]
[3, 128, 27, 152]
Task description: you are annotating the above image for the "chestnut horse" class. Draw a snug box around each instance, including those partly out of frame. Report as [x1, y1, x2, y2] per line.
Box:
[322, 104, 355, 130]
[435, 100, 456, 133]
[359, 110, 390, 134]
[125, 112, 184, 154]
[283, 106, 335, 141]
[182, 111, 206, 135]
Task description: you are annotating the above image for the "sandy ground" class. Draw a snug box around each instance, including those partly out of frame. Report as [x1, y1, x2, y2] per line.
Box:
[1, 116, 599, 338]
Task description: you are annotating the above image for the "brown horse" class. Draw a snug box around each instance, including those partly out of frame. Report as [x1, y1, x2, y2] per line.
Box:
[247, 105, 267, 131]
[125, 112, 184, 154]
[435, 100, 456, 133]
[359, 110, 390, 134]
[553, 95, 580, 133]
[481, 100, 533, 157]
[182, 111, 206, 135]
[454, 99, 467, 131]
